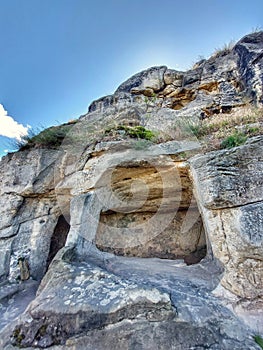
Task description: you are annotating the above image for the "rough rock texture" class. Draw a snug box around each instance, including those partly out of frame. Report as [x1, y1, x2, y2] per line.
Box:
[88, 32, 263, 119]
[190, 136, 263, 209]
[95, 161, 206, 262]
[9, 254, 173, 348]
[0, 247, 259, 350]
[190, 136, 263, 330]
[234, 31, 263, 105]
[0, 32, 263, 349]
[0, 149, 62, 282]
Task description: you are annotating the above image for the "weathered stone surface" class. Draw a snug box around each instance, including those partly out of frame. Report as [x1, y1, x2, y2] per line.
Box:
[0, 148, 65, 282]
[1, 248, 259, 349]
[116, 66, 167, 94]
[0, 238, 13, 281]
[86, 32, 263, 121]
[0, 149, 59, 195]
[60, 149, 207, 262]
[190, 136, 263, 299]
[190, 136, 263, 209]
[0, 194, 24, 236]
[234, 31, 263, 105]
[4, 197, 61, 282]
[0, 31, 263, 349]
[0, 280, 39, 330]
[8, 254, 174, 348]
[200, 202, 263, 299]
[10, 319, 255, 350]
[96, 210, 206, 262]
[163, 68, 184, 85]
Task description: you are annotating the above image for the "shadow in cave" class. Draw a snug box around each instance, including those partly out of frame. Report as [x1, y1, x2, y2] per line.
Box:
[46, 215, 70, 268]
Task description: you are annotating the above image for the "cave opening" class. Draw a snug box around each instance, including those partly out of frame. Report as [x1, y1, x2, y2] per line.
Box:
[95, 162, 207, 265]
[47, 215, 70, 268]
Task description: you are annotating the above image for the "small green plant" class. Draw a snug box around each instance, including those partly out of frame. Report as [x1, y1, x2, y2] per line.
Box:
[106, 125, 156, 141]
[220, 132, 247, 149]
[188, 123, 205, 137]
[247, 126, 260, 134]
[143, 92, 157, 102]
[128, 126, 156, 140]
[36, 325, 48, 339]
[175, 118, 208, 138]
[151, 92, 158, 103]
[254, 335, 263, 349]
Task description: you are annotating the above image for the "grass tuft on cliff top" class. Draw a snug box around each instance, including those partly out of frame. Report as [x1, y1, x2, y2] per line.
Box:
[14, 121, 77, 150]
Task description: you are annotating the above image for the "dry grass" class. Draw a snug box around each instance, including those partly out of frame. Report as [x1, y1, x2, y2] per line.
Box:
[197, 106, 263, 151]
[212, 40, 236, 58]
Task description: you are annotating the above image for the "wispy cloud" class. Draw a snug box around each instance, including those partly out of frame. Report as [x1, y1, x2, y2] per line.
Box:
[0, 104, 29, 140]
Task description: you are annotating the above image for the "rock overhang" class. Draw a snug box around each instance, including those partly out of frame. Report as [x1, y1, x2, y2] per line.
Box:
[0, 31, 263, 349]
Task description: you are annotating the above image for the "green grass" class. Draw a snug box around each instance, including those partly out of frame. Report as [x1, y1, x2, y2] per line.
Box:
[182, 107, 263, 151]
[220, 132, 247, 149]
[125, 126, 156, 140]
[247, 126, 260, 134]
[15, 122, 76, 150]
[254, 335, 263, 349]
[105, 125, 156, 141]
[188, 122, 207, 137]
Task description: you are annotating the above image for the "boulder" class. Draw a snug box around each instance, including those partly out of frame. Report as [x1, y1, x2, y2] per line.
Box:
[116, 66, 167, 94]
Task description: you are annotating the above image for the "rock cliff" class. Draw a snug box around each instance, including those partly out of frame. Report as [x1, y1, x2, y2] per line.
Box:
[0, 32, 263, 349]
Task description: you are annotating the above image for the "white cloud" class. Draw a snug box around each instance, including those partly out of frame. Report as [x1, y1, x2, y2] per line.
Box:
[0, 104, 29, 140]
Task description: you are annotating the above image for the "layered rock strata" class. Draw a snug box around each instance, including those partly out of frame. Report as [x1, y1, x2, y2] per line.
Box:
[0, 32, 262, 349]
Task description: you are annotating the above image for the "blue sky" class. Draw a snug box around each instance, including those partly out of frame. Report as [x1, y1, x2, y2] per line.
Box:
[0, 0, 262, 156]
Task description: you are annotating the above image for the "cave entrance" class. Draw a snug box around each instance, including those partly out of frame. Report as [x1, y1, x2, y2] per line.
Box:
[47, 215, 70, 267]
[95, 162, 207, 265]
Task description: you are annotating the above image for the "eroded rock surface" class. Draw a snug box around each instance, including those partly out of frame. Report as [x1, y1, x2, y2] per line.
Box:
[190, 136, 263, 300]
[0, 247, 258, 350]
[0, 31, 263, 349]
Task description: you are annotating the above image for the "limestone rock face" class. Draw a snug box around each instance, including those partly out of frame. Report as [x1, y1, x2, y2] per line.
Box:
[234, 31, 263, 105]
[0, 149, 62, 282]
[0, 32, 263, 349]
[88, 32, 262, 119]
[0, 149, 58, 195]
[190, 136, 263, 300]
[10, 253, 173, 348]
[1, 247, 259, 350]
[190, 136, 263, 209]
[116, 66, 167, 95]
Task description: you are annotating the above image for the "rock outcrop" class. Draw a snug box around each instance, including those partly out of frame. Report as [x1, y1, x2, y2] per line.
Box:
[0, 32, 263, 349]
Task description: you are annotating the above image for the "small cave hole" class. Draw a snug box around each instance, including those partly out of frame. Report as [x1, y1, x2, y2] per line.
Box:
[46, 215, 70, 268]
